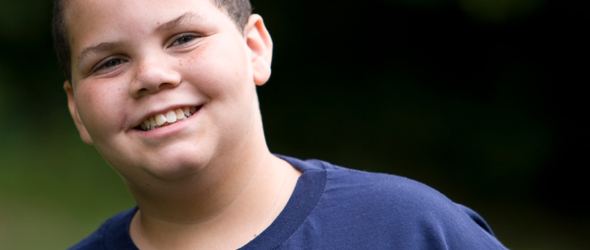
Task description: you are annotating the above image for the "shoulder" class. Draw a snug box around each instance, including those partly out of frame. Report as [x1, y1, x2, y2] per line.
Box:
[67, 229, 104, 250]
[320, 160, 456, 213]
[67, 207, 138, 250]
[285, 158, 507, 249]
[282, 155, 464, 215]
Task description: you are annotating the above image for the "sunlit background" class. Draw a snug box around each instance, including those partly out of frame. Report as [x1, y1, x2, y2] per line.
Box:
[0, 0, 588, 249]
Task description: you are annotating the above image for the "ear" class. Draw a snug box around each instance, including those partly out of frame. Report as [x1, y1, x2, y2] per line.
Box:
[64, 81, 94, 145]
[244, 14, 273, 86]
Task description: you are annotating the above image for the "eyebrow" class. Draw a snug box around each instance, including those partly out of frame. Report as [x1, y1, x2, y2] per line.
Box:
[155, 12, 198, 33]
[78, 42, 121, 62]
[77, 12, 199, 61]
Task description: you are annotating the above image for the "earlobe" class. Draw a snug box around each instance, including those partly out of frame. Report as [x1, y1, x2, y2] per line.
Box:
[244, 14, 273, 86]
[64, 81, 94, 145]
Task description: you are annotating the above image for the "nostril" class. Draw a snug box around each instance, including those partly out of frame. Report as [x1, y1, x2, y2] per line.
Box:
[137, 88, 149, 96]
[158, 82, 177, 90]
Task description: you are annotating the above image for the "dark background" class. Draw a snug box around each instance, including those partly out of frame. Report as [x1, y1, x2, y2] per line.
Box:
[0, 0, 588, 248]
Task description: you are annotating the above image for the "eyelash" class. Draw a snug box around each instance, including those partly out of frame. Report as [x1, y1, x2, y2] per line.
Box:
[170, 34, 199, 47]
[93, 58, 126, 73]
[100, 58, 124, 69]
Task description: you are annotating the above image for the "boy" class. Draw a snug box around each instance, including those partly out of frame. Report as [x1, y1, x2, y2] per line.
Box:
[53, 0, 508, 249]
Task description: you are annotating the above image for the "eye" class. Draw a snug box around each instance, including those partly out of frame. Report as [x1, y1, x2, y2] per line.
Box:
[92, 58, 126, 74]
[98, 58, 124, 70]
[170, 34, 198, 47]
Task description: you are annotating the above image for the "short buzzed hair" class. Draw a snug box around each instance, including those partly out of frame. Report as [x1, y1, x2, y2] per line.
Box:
[51, 0, 252, 83]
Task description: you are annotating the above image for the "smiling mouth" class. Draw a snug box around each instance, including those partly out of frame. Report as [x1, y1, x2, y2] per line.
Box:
[138, 106, 200, 131]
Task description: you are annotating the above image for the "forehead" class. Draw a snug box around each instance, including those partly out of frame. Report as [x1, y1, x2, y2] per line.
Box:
[64, 0, 228, 56]
[64, 0, 220, 23]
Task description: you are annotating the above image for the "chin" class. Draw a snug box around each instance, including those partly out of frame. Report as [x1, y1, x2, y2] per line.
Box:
[142, 152, 209, 181]
[102, 147, 210, 184]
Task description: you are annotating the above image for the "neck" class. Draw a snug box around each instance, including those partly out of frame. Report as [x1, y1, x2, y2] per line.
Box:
[127, 133, 300, 249]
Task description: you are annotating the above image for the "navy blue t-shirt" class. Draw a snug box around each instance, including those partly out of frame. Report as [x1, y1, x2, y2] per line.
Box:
[69, 155, 508, 249]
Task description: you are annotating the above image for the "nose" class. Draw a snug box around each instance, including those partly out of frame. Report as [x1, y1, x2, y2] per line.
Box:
[130, 57, 181, 98]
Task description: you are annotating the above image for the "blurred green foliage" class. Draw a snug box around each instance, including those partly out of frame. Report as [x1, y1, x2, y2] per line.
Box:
[457, 0, 547, 23]
[0, 1, 53, 41]
[385, 0, 548, 22]
[1, 0, 588, 249]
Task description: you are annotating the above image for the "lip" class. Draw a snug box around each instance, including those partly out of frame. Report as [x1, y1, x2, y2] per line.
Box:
[131, 104, 204, 138]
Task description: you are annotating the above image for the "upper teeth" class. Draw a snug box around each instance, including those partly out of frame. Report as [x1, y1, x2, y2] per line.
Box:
[141, 106, 197, 131]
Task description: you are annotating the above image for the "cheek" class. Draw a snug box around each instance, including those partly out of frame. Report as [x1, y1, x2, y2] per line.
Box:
[183, 41, 252, 100]
[75, 82, 128, 139]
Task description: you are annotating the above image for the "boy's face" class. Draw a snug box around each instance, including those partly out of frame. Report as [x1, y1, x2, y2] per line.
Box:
[64, 0, 272, 181]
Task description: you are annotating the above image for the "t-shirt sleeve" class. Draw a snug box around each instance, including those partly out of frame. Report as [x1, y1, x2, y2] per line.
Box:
[384, 177, 508, 250]
[456, 203, 496, 236]
[415, 201, 508, 250]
